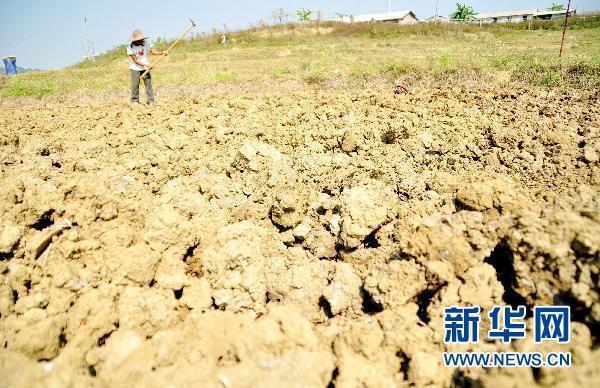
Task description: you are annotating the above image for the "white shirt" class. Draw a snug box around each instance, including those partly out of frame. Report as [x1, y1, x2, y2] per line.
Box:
[127, 40, 152, 71]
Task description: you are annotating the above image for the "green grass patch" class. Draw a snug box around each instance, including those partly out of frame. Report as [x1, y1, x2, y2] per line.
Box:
[540, 69, 561, 86]
[213, 71, 237, 82]
[348, 63, 375, 78]
[381, 60, 417, 77]
[0, 77, 55, 96]
[437, 52, 457, 70]
[272, 68, 291, 78]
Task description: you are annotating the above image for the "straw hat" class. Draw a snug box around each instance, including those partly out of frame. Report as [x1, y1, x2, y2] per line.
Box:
[129, 29, 148, 42]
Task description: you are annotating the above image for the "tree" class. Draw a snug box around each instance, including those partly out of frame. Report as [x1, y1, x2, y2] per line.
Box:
[450, 3, 476, 21]
[297, 8, 313, 22]
[270, 8, 290, 24]
[548, 3, 565, 11]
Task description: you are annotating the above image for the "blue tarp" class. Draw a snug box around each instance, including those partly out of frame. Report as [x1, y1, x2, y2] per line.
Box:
[3, 57, 17, 75]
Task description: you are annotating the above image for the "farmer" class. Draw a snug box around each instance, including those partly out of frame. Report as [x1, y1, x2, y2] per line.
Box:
[127, 29, 167, 104]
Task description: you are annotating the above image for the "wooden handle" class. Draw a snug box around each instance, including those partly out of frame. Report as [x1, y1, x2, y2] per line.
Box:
[139, 21, 196, 79]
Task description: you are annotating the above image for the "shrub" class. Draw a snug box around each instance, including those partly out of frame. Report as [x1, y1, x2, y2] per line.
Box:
[303, 72, 325, 85]
[540, 69, 561, 86]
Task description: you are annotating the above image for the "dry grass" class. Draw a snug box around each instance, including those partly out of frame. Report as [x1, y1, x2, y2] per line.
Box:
[1, 18, 600, 97]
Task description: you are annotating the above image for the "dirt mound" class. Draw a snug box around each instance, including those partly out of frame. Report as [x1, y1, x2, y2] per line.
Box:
[0, 81, 598, 386]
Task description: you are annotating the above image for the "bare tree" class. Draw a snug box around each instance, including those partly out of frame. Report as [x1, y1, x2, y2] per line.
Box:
[270, 8, 291, 24]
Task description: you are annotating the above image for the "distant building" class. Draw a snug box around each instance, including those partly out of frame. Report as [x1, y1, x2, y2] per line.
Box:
[82, 53, 100, 61]
[473, 9, 538, 24]
[473, 9, 576, 24]
[342, 10, 419, 25]
[426, 15, 451, 23]
[534, 9, 576, 20]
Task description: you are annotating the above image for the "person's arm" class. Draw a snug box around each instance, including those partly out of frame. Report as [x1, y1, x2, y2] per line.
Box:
[151, 48, 168, 56]
[129, 54, 151, 70]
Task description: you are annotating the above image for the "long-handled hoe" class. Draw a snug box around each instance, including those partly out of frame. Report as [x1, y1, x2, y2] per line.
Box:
[139, 17, 197, 79]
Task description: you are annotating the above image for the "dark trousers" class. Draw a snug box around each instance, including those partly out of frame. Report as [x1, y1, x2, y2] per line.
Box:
[130, 70, 154, 103]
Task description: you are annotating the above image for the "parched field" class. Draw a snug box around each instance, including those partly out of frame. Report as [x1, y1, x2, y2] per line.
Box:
[0, 21, 599, 387]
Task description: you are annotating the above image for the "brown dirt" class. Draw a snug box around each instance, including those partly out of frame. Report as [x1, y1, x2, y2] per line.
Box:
[0, 80, 599, 387]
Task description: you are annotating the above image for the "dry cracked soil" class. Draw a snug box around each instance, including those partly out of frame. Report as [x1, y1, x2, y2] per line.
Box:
[0, 79, 599, 387]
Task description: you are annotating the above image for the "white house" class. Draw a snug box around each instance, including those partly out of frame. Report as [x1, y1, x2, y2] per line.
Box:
[534, 9, 576, 20]
[473, 9, 576, 24]
[426, 15, 451, 23]
[341, 10, 419, 25]
[473, 9, 538, 24]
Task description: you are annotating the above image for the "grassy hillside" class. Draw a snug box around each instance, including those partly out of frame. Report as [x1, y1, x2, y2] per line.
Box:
[1, 17, 600, 97]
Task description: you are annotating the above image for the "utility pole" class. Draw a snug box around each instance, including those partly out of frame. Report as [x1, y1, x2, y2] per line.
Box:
[559, 0, 572, 58]
[83, 17, 95, 61]
[436, 0, 439, 16]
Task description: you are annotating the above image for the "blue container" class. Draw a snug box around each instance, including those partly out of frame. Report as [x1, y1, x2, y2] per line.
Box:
[3, 57, 17, 75]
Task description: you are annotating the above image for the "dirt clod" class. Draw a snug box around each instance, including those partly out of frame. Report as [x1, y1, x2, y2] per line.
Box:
[1, 80, 598, 386]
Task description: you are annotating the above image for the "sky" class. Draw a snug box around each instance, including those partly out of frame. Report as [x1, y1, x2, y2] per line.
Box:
[1, 0, 598, 69]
